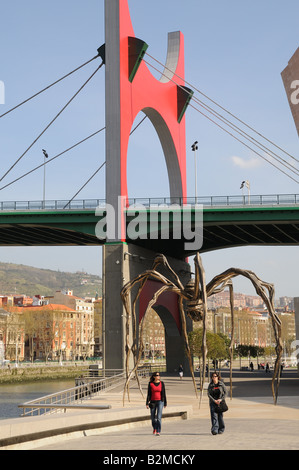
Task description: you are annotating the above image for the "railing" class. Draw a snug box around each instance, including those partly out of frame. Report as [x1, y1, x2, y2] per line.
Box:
[126, 194, 299, 207]
[18, 370, 125, 417]
[18, 367, 150, 417]
[1, 194, 299, 212]
[0, 199, 106, 211]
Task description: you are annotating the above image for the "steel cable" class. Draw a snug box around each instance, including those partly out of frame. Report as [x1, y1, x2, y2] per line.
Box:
[0, 54, 100, 120]
[144, 55, 299, 184]
[0, 62, 104, 183]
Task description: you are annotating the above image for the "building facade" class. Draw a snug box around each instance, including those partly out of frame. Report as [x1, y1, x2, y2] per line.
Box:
[2, 290, 96, 362]
[281, 47, 299, 136]
[50, 290, 95, 359]
[0, 308, 25, 362]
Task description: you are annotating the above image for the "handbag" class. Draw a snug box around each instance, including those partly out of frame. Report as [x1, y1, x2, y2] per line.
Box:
[215, 399, 228, 413]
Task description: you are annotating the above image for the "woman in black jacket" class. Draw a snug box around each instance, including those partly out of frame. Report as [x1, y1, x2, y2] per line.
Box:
[146, 372, 167, 436]
[207, 372, 227, 435]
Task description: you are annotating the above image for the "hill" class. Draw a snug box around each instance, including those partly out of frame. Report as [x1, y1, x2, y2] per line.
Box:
[0, 262, 102, 298]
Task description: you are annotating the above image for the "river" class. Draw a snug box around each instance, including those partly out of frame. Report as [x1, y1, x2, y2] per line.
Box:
[0, 379, 75, 420]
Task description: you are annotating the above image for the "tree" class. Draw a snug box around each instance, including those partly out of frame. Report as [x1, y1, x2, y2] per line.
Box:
[235, 344, 264, 359]
[188, 328, 228, 367]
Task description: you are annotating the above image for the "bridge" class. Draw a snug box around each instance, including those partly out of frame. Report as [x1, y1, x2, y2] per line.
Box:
[0, 0, 298, 373]
[0, 194, 298, 258]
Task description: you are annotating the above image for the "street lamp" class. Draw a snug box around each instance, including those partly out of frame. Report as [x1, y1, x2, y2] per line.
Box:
[191, 141, 198, 202]
[42, 149, 48, 205]
[240, 180, 250, 205]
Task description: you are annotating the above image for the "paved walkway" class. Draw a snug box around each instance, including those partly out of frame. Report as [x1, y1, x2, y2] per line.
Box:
[36, 369, 299, 451]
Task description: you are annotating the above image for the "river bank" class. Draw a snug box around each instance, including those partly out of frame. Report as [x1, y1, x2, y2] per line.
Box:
[0, 379, 76, 419]
[0, 364, 90, 385]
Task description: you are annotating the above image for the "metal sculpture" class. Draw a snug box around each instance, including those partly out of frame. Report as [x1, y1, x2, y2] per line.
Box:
[120, 252, 283, 406]
[105, 0, 191, 242]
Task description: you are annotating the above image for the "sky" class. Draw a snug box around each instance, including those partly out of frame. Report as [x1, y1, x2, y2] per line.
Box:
[0, 0, 298, 298]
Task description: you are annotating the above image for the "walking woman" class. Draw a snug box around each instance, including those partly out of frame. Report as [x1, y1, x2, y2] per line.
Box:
[207, 372, 227, 435]
[146, 372, 167, 436]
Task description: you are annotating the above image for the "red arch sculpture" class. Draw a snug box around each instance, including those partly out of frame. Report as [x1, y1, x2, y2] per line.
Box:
[139, 279, 181, 333]
[105, 0, 192, 241]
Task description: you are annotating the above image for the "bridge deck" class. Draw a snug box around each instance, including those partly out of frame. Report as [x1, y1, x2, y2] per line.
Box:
[0, 197, 298, 257]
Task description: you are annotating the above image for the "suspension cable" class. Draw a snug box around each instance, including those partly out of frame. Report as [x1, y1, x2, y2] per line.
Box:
[189, 94, 299, 177]
[143, 56, 299, 184]
[0, 55, 101, 120]
[145, 56, 299, 177]
[145, 52, 299, 164]
[188, 101, 299, 184]
[63, 162, 106, 209]
[63, 115, 148, 207]
[0, 62, 104, 183]
[0, 113, 148, 195]
[0, 127, 105, 191]
[144, 56, 299, 174]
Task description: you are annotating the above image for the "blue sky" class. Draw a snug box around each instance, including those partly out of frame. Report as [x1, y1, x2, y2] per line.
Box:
[0, 0, 298, 298]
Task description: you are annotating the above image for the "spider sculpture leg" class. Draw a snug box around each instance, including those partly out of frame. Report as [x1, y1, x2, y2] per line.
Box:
[121, 271, 158, 405]
[203, 261, 283, 405]
[121, 272, 150, 404]
[120, 254, 198, 405]
[228, 282, 235, 401]
[178, 297, 198, 399]
[121, 267, 183, 405]
[193, 253, 208, 407]
[194, 253, 237, 402]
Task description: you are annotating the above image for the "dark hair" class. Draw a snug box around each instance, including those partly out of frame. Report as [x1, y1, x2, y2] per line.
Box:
[150, 372, 160, 382]
[211, 372, 221, 380]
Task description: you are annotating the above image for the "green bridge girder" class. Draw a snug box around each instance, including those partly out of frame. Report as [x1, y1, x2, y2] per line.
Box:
[0, 204, 299, 258]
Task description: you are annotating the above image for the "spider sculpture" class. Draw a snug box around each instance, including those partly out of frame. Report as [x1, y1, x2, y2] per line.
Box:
[120, 252, 283, 406]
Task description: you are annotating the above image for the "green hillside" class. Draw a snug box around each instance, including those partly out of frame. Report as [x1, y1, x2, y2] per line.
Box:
[0, 262, 102, 298]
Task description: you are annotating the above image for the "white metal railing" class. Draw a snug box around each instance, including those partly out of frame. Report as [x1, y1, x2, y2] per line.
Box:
[18, 367, 150, 417]
[0, 194, 299, 212]
[18, 370, 125, 417]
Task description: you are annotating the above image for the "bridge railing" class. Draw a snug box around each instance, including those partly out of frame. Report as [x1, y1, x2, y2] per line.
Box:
[126, 194, 299, 207]
[0, 194, 299, 212]
[0, 199, 106, 211]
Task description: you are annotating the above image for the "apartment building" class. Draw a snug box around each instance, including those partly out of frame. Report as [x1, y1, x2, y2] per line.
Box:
[49, 290, 95, 359]
[0, 307, 25, 362]
[93, 298, 102, 357]
[2, 290, 96, 361]
[142, 309, 166, 359]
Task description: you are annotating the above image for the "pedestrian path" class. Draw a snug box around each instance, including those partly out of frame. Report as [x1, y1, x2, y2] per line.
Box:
[35, 369, 299, 451]
[36, 416, 299, 450]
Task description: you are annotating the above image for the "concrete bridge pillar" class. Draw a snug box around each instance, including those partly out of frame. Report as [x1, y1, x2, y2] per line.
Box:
[102, 242, 193, 373]
[102, 0, 193, 374]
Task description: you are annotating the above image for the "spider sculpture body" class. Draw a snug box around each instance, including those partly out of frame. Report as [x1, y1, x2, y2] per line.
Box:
[120, 253, 283, 406]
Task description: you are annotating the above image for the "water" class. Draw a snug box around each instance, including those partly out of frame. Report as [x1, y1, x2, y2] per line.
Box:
[0, 379, 75, 420]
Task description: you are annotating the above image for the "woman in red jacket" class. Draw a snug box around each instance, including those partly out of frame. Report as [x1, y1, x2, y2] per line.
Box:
[146, 372, 167, 436]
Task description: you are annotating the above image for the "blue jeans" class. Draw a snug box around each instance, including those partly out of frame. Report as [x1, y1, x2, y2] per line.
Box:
[150, 401, 164, 433]
[210, 402, 225, 434]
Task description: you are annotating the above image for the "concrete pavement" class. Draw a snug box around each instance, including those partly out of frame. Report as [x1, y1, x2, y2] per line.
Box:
[32, 368, 299, 451]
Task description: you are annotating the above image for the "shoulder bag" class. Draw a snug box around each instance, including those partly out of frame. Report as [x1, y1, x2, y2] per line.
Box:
[215, 399, 228, 413]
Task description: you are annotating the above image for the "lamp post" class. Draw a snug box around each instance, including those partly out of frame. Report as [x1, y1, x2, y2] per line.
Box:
[240, 180, 250, 205]
[42, 149, 48, 206]
[191, 141, 198, 202]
